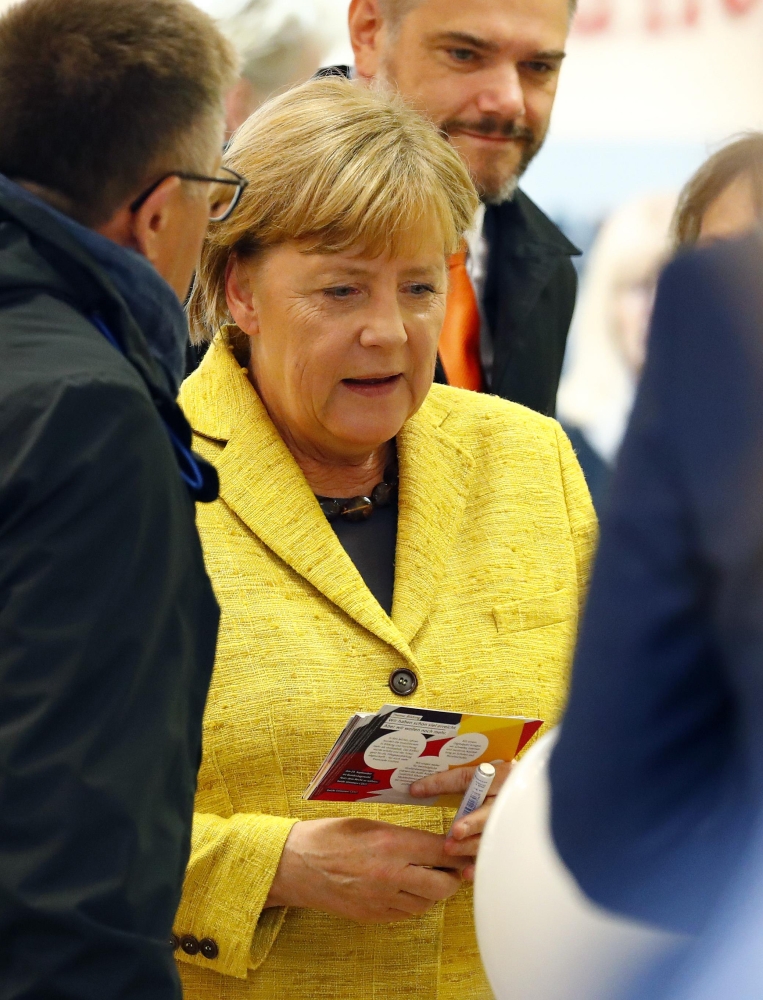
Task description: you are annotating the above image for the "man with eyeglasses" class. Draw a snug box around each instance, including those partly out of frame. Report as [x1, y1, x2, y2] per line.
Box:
[0, 2, 242, 998]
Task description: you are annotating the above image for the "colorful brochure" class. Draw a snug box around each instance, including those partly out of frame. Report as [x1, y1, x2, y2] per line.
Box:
[303, 704, 543, 806]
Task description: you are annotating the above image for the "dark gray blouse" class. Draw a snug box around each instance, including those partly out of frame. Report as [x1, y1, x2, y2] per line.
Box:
[327, 500, 398, 616]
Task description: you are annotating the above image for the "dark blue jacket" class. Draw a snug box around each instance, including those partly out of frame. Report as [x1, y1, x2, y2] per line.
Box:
[549, 231, 763, 936]
[0, 183, 219, 997]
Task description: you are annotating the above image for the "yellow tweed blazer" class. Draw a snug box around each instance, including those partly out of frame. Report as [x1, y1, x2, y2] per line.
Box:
[174, 336, 596, 1000]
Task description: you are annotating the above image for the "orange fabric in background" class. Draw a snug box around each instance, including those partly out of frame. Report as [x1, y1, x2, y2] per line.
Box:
[439, 249, 483, 392]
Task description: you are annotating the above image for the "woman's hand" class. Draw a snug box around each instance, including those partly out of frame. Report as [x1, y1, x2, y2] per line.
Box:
[409, 761, 516, 880]
[265, 817, 467, 923]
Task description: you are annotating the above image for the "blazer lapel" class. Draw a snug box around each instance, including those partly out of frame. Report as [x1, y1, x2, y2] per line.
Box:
[182, 338, 417, 665]
[393, 397, 476, 644]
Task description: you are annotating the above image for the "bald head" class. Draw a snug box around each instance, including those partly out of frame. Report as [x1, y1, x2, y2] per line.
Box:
[380, 0, 576, 25]
[379, 0, 420, 25]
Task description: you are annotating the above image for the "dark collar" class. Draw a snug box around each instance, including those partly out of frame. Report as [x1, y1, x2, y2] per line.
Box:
[0, 177, 219, 501]
[0, 175, 188, 395]
[314, 64, 353, 80]
[485, 189, 580, 259]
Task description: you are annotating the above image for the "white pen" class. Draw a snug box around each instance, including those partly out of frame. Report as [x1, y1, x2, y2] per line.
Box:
[448, 762, 496, 835]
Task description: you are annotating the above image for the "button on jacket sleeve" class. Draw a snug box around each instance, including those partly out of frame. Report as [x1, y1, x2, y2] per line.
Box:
[174, 807, 298, 978]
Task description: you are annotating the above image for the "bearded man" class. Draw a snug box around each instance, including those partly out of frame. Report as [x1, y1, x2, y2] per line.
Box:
[321, 0, 578, 416]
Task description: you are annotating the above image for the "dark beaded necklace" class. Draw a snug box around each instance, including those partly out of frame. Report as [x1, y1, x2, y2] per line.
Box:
[316, 446, 399, 523]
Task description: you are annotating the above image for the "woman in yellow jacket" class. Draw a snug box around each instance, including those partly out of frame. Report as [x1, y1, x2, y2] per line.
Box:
[173, 79, 596, 999]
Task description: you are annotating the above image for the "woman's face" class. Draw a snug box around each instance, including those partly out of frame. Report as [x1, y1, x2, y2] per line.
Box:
[226, 237, 447, 462]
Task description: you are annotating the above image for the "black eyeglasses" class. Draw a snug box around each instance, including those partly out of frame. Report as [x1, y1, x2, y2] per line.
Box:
[129, 166, 248, 222]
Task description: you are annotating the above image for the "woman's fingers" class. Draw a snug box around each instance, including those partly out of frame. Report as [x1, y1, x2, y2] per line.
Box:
[409, 759, 516, 799]
[271, 817, 475, 924]
[389, 825, 469, 869]
[487, 759, 516, 793]
[448, 801, 492, 842]
[400, 863, 464, 902]
[444, 833, 482, 856]
[409, 764, 476, 798]
[393, 890, 442, 916]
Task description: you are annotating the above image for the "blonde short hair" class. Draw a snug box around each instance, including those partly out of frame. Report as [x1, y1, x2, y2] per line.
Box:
[188, 77, 479, 343]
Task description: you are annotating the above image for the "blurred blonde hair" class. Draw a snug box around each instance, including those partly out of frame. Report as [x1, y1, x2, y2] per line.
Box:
[557, 193, 676, 462]
[188, 76, 479, 343]
[217, 0, 322, 103]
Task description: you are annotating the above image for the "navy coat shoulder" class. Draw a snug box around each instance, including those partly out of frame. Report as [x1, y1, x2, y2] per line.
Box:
[550, 230, 763, 935]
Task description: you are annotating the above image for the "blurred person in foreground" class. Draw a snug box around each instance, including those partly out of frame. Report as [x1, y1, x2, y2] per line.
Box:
[320, 0, 580, 416]
[213, 0, 328, 136]
[548, 221, 763, 953]
[0, 1, 238, 997]
[621, 131, 763, 1000]
[171, 77, 596, 999]
[556, 195, 675, 514]
[645, 817, 763, 1000]
[673, 132, 763, 248]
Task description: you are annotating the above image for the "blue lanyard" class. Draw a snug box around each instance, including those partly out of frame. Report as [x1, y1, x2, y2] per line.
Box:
[89, 314, 204, 493]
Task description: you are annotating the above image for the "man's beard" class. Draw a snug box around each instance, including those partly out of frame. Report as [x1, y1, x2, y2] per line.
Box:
[439, 117, 544, 205]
